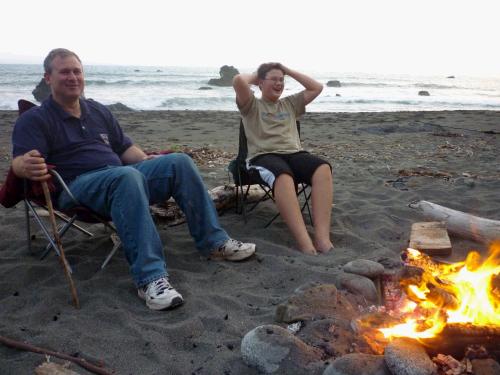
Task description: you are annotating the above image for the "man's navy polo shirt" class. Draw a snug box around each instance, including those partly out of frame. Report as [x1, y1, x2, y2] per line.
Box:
[12, 96, 133, 183]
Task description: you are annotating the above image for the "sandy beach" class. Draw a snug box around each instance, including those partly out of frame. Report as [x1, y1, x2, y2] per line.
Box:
[0, 109, 499, 374]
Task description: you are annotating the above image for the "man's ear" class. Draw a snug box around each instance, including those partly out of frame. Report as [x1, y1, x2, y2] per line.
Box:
[44, 72, 51, 85]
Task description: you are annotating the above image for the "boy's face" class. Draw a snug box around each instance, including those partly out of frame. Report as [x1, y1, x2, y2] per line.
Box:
[259, 69, 284, 102]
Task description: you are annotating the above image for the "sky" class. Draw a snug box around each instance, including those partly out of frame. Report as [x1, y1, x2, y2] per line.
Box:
[1, 0, 500, 77]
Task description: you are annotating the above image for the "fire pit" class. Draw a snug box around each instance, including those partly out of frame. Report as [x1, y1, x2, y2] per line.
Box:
[358, 243, 500, 366]
[241, 243, 500, 374]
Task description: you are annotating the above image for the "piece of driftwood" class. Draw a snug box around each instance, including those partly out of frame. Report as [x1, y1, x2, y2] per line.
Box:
[409, 221, 452, 255]
[0, 335, 114, 375]
[150, 185, 267, 224]
[409, 200, 500, 244]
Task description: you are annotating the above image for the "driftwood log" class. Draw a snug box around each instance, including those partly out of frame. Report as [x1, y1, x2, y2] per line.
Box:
[409, 200, 500, 244]
[151, 184, 267, 224]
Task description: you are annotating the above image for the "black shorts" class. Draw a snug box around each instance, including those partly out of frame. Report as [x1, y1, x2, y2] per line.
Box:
[248, 151, 331, 189]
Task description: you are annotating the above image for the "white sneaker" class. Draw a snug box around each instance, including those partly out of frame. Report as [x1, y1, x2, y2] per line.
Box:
[210, 239, 256, 261]
[138, 277, 184, 311]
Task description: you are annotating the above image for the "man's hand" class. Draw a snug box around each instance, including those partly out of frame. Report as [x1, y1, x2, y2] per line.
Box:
[12, 150, 50, 181]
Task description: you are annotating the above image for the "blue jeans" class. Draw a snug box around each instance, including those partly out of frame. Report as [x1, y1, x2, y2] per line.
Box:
[57, 153, 229, 287]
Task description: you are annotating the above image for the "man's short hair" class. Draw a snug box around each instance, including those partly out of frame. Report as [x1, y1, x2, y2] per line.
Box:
[43, 48, 82, 73]
[257, 63, 285, 80]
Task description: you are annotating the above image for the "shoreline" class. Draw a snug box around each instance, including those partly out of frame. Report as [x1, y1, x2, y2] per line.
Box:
[1, 109, 499, 373]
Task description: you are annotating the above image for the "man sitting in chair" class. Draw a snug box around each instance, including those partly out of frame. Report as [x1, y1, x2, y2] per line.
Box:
[11, 48, 256, 311]
[232, 63, 333, 255]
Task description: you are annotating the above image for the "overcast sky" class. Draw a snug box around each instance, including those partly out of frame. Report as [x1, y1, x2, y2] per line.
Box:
[2, 0, 499, 76]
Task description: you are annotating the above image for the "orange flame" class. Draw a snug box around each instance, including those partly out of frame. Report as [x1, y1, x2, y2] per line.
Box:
[379, 242, 500, 340]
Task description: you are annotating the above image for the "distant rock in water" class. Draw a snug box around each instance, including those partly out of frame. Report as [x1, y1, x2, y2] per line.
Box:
[106, 102, 135, 112]
[32, 79, 51, 102]
[446, 75, 455, 79]
[418, 90, 430, 96]
[198, 86, 213, 90]
[335, 93, 341, 97]
[326, 80, 341, 87]
[208, 65, 239, 87]
[156, 69, 162, 72]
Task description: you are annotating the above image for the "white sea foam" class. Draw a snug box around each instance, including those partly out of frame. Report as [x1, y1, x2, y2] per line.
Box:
[1, 64, 499, 112]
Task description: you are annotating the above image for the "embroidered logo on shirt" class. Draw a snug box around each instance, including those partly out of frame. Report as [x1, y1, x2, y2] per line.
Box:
[261, 112, 290, 122]
[100, 133, 110, 145]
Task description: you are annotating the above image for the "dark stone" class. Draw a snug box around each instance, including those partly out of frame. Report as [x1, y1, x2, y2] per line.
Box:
[241, 324, 325, 374]
[32, 79, 51, 102]
[297, 319, 375, 359]
[323, 353, 390, 375]
[275, 284, 357, 323]
[418, 91, 430, 96]
[446, 75, 455, 79]
[335, 272, 378, 303]
[208, 65, 239, 87]
[471, 358, 500, 375]
[384, 338, 437, 375]
[336, 93, 341, 97]
[106, 102, 135, 112]
[198, 86, 213, 90]
[343, 259, 385, 278]
[326, 80, 341, 87]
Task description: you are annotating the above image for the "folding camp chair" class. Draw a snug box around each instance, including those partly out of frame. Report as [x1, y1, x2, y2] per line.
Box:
[228, 119, 312, 228]
[0, 99, 121, 270]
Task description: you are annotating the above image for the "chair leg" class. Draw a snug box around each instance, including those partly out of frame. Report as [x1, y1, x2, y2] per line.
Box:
[52, 210, 94, 237]
[300, 185, 313, 225]
[42, 216, 78, 257]
[101, 240, 121, 269]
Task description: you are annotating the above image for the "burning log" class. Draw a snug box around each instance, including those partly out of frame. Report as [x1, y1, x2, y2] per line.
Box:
[421, 324, 500, 360]
[409, 200, 500, 244]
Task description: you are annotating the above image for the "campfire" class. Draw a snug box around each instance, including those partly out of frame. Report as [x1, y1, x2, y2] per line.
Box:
[358, 242, 500, 361]
[379, 243, 500, 340]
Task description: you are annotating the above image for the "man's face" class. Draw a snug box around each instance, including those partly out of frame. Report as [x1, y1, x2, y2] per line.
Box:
[44, 55, 84, 102]
[259, 68, 285, 102]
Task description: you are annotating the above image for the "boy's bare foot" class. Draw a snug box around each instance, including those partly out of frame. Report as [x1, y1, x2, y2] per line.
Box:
[317, 245, 334, 253]
[300, 248, 318, 255]
[314, 240, 334, 253]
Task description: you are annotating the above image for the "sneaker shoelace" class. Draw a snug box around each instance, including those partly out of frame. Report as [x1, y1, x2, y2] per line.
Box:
[222, 239, 242, 251]
[149, 278, 174, 295]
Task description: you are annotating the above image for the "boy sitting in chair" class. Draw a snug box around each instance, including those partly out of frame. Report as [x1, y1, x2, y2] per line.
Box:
[232, 63, 333, 255]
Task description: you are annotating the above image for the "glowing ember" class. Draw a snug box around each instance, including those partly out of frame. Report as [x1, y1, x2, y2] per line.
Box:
[379, 242, 500, 340]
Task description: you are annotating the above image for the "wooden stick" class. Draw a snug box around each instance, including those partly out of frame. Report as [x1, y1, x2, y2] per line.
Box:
[41, 181, 80, 309]
[0, 335, 114, 375]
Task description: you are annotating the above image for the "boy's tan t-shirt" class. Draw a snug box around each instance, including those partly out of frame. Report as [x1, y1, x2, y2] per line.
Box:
[238, 92, 305, 161]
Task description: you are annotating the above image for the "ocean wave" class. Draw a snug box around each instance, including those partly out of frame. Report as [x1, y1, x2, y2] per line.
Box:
[327, 81, 470, 90]
[157, 96, 235, 109]
[332, 81, 396, 88]
[413, 83, 462, 89]
[85, 79, 211, 86]
[318, 97, 500, 108]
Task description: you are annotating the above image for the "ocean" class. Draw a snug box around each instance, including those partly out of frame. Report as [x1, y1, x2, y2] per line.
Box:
[1, 64, 499, 112]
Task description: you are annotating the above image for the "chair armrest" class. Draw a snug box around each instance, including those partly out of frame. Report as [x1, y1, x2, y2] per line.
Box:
[49, 170, 81, 207]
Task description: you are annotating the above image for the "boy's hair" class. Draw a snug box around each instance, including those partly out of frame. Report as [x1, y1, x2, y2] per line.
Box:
[43, 48, 82, 73]
[257, 63, 284, 80]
